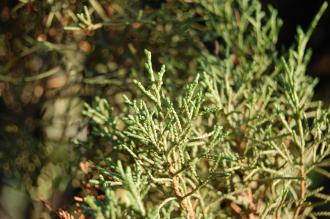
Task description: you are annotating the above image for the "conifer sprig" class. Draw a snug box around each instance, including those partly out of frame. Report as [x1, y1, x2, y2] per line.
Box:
[79, 1, 330, 219]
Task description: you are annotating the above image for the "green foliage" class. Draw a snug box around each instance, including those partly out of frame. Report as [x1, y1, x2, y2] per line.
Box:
[79, 2, 330, 218]
[1, 0, 329, 218]
[0, 0, 246, 212]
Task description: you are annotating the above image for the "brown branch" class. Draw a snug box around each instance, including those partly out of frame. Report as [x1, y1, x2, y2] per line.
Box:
[169, 164, 196, 219]
[293, 154, 305, 219]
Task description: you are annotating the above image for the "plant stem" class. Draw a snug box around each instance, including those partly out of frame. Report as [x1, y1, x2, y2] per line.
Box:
[293, 153, 305, 219]
[169, 164, 196, 219]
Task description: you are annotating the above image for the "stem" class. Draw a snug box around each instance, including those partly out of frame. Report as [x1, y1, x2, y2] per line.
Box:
[169, 164, 196, 219]
[292, 153, 305, 219]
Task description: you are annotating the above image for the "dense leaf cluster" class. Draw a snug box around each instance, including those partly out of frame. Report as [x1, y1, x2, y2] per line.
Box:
[80, 2, 330, 217]
[1, 0, 329, 218]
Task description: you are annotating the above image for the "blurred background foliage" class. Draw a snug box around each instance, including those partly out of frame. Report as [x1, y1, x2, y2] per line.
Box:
[0, 0, 329, 218]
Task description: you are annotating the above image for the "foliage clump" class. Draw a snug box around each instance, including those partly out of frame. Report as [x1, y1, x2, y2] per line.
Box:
[1, 0, 330, 218]
[78, 2, 330, 218]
